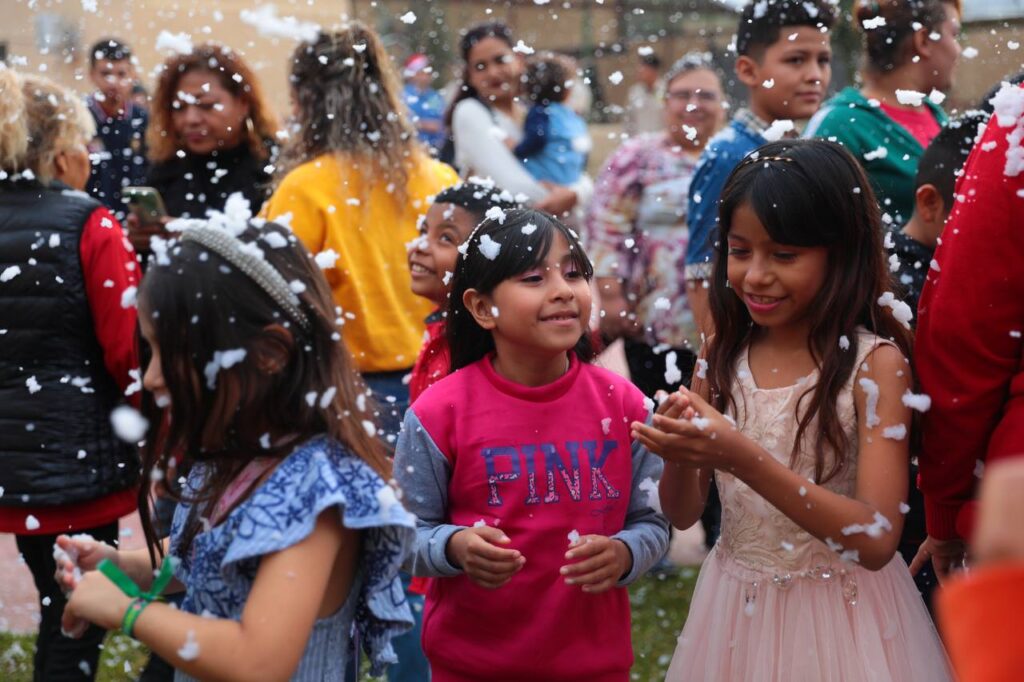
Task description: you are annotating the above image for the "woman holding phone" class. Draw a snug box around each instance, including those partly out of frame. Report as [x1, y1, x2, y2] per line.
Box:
[127, 43, 279, 252]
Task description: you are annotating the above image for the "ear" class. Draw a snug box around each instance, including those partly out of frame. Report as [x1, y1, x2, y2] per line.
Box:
[914, 183, 946, 223]
[911, 26, 933, 61]
[734, 55, 761, 89]
[52, 149, 70, 181]
[462, 288, 498, 331]
[252, 324, 294, 375]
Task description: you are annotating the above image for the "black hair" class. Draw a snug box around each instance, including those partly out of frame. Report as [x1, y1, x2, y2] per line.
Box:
[524, 53, 574, 106]
[136, 219, 388, 566]
[979, 73, 1024, 114]
[443, 21, 515, 129]
[914, 112, 987, 208]
[447, 208, 594, 371]
[855, 0, 960, 74]
[639, 53, 662, 69]
[433, 179, 522, 225]
[707, 139, 912, 484]
[89, 38, 132, 67]
[736, 0, 836, 59]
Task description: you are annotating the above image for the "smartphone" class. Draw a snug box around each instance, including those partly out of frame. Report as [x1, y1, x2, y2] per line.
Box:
[123, 186, 167, 226]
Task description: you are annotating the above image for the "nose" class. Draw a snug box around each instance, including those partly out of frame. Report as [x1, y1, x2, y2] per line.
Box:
[181, 104, 203, 126]
[744, 255, 774, 288]
[549, 271, 576, 301]
[805, 61, 825, 85]
[142, 356, 164, 395]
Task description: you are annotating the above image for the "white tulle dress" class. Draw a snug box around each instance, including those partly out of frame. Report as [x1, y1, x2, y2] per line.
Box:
[666, 331, 952, 681]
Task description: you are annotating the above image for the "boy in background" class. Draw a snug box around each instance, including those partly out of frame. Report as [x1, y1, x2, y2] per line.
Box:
[684, 0, 835, 337]
[402, 54, 446, 154]
[624, 51, 664, 137]
[889, 112, 986, 314]
[85, 38, 149, 220]
[681, 0, 835, 550]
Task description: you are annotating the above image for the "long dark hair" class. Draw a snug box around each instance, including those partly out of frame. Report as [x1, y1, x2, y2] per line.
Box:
[706, 139, 913, 484]
[447, 208, 594, 371]
[442, 21, 514, 129]
[136, 220, 388, 565]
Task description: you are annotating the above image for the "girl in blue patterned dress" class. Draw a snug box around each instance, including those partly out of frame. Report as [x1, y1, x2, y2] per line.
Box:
[57, 203, 416, 680]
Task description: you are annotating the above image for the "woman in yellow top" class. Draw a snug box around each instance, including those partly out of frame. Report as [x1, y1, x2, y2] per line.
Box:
[263, 22, 458, 448]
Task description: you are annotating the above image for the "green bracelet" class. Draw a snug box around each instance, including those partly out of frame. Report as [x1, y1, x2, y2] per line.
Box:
[121, 597, 150, 638]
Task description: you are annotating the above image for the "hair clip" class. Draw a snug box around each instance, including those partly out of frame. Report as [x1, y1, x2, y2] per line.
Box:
[742, 154, 795, 168]
[181, 226, 312, 331]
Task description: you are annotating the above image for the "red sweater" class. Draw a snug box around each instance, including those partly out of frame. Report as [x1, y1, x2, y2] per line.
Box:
[0, 207, 139, 534]
[915, 84, 1024, 541]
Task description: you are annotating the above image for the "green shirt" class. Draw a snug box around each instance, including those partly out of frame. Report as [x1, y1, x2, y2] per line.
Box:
[804, 86, 947, 226]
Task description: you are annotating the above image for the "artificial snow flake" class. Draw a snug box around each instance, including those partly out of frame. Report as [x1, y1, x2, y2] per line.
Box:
[25, 514, 40, 530]
[567, 529, 581, 545]
[608, 71, 624, 85]
[878, 292, 913, 329]
[901, 391, 931, 413]
[239, 5, 320, 42]
[882, 424, 907, 440]
[1, 265, 21, 282]
[203, 349, 247, 390]
[664, 351, 682, 386]
[26, 376, 41, 394]
[762, 119, 794, 142]
[895, 89, 926, 107]
[155, 31, 193, 56]
[858, 378, 881, 427]
[177, 630, 200, 661]
[638, 477, 661, 513]
[120, 286, 137, 309]
[110, 406, 149, 443]
[315, 249, 339, 269]
[841, 511, 892, 538]
[399, 11, 417, 24]
[478, 234, 501, 260]
[601, 417, 612, 435]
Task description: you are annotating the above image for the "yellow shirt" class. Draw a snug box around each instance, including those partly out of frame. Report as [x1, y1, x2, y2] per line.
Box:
[262, 153, 458, 373]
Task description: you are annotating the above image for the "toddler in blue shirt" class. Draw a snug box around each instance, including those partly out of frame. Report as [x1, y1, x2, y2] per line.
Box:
[513, 53, 591, 186]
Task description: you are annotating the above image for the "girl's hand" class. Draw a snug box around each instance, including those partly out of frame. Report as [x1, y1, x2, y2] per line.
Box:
[446, 526, 526, 589]
[560, 535, 632, 594]
[62, 571, 131, 637]
[632, 388, 745, 469]
[54, 534, 118, 593]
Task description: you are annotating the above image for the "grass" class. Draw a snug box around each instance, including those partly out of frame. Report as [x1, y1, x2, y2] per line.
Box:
[0, 568, 698, 681]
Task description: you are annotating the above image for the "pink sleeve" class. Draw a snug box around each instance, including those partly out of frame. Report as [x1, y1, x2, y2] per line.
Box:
[79, 207, 140, 397]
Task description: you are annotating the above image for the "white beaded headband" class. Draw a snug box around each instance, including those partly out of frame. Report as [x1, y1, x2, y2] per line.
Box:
[180, 225, 311, 331]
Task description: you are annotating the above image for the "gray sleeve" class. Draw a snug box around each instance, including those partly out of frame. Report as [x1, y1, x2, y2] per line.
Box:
[394, 409, 466, 578]
[612, 416, 671, 585]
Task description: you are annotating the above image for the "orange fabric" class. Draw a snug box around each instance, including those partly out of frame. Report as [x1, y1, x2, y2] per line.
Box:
[938, 563, 1024, 682]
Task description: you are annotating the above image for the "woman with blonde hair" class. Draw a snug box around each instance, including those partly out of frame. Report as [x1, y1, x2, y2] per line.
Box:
[141, 43, 279, 225]
[263, 22, 458, 446]
[0, 67, 139, 681]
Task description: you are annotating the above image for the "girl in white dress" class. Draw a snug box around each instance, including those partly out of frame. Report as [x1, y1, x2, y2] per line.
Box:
[633, 139, 952, 681]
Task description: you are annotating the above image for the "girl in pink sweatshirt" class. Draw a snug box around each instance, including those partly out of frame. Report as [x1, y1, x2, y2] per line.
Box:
[395, 208, 670, 682]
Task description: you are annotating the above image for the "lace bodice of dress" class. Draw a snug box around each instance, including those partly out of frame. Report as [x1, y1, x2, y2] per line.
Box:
[716, 330, 893, 578]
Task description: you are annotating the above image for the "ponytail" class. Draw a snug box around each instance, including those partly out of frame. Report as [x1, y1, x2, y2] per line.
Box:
[0, 67, 29, 176]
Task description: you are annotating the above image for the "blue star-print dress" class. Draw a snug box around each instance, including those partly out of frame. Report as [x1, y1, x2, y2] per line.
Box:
[169, 435, 416, 680]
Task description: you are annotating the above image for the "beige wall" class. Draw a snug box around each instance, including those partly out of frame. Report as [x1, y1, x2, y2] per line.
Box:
[1, 0, 352, 116]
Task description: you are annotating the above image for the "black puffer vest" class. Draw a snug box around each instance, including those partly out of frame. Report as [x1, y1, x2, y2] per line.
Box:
[0, 179, 138, 506]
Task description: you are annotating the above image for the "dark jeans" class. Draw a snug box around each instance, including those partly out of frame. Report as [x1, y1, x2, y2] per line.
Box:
[15, 520, 119, 681]
[623, 340, 720, 546]
[363, 369, 412, 453]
